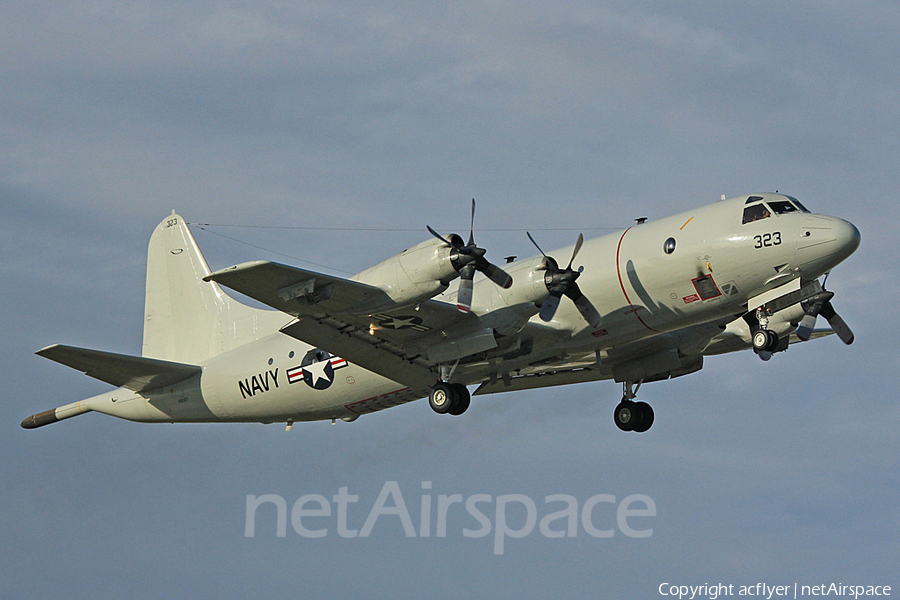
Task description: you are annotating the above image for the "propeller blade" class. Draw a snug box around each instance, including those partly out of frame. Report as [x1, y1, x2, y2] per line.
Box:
[539, 293, 562, 323]
[573, 295, 603, 329]
[467, 198, 476, 246]
[820, 301, 854, 345]
[528, 231, 601, 327]
[526, 231, 548, 259]
[566, 233, 584, 270]
[456, 265, 475, 313]
[796, 313, 818, 342]
[566, 283, 602, 329]
[478, 260, 513, 289]
[427, 225, 457, 247]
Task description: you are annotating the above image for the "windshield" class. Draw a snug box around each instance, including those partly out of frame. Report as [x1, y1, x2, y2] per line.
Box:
[768, 200, 798, 215]
[785, 195, 811, 213]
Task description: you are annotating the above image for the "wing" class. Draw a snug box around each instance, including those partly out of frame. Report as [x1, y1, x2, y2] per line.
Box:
[473, 321, 724, 396]
[203, 260, 393, 315]
[206, 261, 484, 395]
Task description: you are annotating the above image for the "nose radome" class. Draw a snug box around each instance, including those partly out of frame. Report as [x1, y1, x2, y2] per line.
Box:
[834, 218, 861, 258]
[798, 215, 861, 278]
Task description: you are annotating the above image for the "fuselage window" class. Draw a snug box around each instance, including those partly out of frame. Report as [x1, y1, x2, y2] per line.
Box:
[742, 203, 771, 224]
[768, 200, 798, 215]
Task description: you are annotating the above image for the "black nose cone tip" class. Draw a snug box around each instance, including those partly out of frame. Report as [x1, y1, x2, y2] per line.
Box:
[21, 409, 58, 429]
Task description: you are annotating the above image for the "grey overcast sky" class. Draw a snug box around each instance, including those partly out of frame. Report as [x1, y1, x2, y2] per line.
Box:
[2, 2, 898, 598]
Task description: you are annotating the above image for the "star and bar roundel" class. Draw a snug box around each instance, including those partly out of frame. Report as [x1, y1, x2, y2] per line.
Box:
[371, 313, 431, 332]
[287, 350, 348, 390]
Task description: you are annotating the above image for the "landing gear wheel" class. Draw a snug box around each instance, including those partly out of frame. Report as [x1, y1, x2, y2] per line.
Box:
[614, 401, 639, 432]
[429, 382, 455, 414]
[448, 384, 470, 416]
[752, 329, 779, 353]
[632, 402, 654, 433]
[752, 330, 768, 351]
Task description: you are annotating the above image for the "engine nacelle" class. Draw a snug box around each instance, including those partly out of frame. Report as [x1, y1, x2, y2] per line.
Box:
[476, 256, 552, 335]
[354, 236, 464, 307]
[498, 256, 552, 306]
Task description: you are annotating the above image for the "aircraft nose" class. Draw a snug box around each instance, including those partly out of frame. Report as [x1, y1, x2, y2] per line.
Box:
[798, 215, 861, 278]
[835, 218, 861, 257]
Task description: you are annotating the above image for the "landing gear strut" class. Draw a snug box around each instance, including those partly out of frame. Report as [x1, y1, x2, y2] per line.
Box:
[614, 380, 654, 433]
[429, 382, 471, 416]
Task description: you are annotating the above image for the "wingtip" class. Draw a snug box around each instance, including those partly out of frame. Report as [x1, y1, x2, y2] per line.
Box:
[35, 344, 60, 357]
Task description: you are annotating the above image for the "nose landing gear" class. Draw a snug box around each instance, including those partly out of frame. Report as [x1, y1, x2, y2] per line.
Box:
[750, 306, 780, 360]
[613, 380, 654, 433]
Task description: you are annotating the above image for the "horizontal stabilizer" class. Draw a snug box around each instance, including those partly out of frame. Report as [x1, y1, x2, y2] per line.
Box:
[37, 344, 201, 392]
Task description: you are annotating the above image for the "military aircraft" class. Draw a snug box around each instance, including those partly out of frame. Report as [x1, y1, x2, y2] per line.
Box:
[22, 194, 860, 433]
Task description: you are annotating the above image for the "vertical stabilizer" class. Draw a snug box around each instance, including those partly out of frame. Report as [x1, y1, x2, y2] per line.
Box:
[142, 212, 285, 363]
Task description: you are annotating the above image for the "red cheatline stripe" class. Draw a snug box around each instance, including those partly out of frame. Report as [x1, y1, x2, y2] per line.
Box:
[344, 388, 412, 414]
[615, 228, 660, 333]
[615, 228, 633, 304]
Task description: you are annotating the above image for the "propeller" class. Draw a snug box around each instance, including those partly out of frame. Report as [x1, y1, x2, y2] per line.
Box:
[526, 232, 603, 328]
[427, 199, 513, 313]
[796, 290, 854, 345]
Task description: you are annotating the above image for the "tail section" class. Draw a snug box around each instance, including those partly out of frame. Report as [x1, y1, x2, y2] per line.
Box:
[142, 212, 286, 363]
[24, 212, 286, 429]
[22, 344, 203, 429]
[21, 400, 91, 429]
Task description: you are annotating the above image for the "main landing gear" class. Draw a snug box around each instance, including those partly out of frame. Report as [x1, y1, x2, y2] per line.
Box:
[429, 382, 471, 416]
[613, 380, 654, 433]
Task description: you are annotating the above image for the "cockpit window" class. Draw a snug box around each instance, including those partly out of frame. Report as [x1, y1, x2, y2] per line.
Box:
[785, 195, 811, 213]
[745, 195, 764, 204]
[768, 200, 798, 215]
[742, 203, 771, 224]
